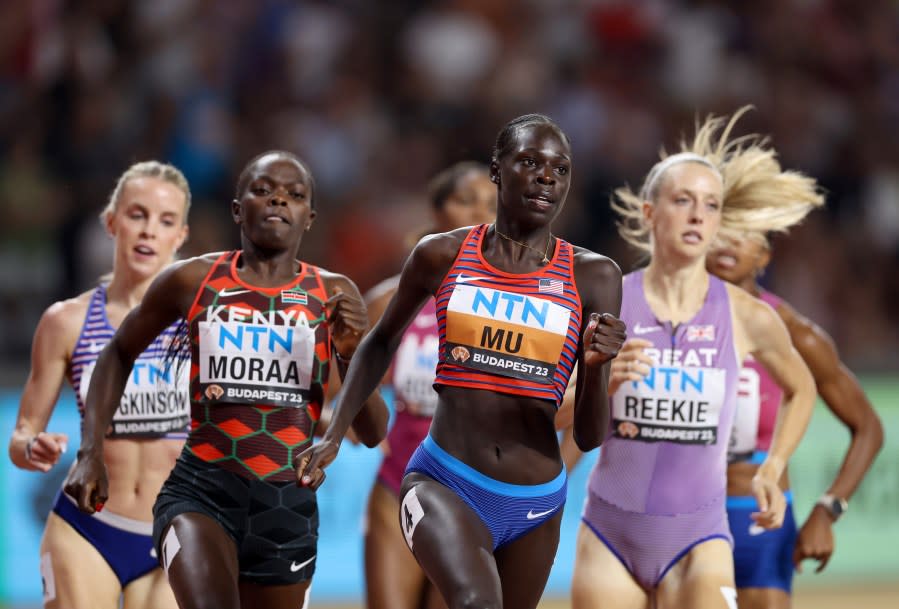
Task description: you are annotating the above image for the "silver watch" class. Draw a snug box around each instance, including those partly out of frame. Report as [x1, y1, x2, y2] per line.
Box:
[816, 493, 848, 521]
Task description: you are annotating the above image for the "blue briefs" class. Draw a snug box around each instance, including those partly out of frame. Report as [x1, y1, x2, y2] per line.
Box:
[405, 435, 567, 550]
[727, 491, 797, 592]
[52, 490, 158, 587]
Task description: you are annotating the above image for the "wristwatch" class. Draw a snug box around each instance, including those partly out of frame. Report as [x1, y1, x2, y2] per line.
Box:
[816, 494, 848, 521]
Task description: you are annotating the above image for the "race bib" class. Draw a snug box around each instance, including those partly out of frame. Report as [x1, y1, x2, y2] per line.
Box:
[611, 366, 726, 445]
[728, 367, 761, 458]
[80, 358, 190, 438]
[198, 319, 316, 408]
[393, 332, 439, 416]
[443, 284, 571, 384]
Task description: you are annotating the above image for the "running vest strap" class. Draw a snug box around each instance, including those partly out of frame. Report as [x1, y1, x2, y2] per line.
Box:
[434, 224, 582, 407]
[69, 286, 189, 440]
[729, 290, 784, 460]
[185, 251, 331, 481]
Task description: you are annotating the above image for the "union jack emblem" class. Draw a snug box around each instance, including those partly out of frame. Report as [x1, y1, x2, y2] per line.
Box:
[686, 324, 715, 342]
[538, 278, 563, 295]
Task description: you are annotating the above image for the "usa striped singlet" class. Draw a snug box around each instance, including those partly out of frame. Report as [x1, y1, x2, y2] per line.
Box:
[69, 285, 189, 440]
[434, 224, 582, 406]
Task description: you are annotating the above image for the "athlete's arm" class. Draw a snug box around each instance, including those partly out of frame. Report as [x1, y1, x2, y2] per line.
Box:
[320, 271, 389, 448]
[570, 251, 625, 452]
[781, 303, 884, 571]
[732, 287, 816, 528]
[8, 299, 82, 471]
[64, 258, 205, 513]
[296, 231, 462, 488]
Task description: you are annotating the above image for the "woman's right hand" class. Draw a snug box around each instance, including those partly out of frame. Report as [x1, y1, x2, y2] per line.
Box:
[22, 431, 68, 472]
[63, 449, 109, 514]
[607, 338, 655, 396]
[294, 438, 341, 490]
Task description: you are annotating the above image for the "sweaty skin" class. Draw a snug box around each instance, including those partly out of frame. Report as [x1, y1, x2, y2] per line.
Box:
[298, 119, 626, 609]
[64, 153, 388, 609]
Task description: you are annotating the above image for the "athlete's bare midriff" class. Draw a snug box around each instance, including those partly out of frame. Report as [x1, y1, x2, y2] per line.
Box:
[428, 385, 562, 486]
[727, 460, 790, 497]
[99, 437, 184, 520]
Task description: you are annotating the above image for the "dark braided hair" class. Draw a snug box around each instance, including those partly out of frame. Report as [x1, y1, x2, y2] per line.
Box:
[492, 114, 570, 162]
[235, 150, 316, 209]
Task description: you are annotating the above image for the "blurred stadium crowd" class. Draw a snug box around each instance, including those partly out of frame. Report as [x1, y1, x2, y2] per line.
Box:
[0, 0, 897, 380]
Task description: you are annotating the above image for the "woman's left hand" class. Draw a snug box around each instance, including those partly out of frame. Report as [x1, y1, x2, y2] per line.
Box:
[751, 469, 787, 529]
[793, 506, 835, 573]
[325, 288, 368, 358]
[583, 312, 626, 368]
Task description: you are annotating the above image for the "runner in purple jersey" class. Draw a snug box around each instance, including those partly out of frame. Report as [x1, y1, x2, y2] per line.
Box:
[9, 162, 191, 609]
[567, 107, 820, 609]
[704, 143, 882, 609]
[362, 161, 495, 609]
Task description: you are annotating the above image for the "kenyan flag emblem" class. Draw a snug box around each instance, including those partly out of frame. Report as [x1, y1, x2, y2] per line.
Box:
[281, 288, 308, 305]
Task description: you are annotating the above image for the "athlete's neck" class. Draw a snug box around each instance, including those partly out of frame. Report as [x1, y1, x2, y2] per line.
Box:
[237, 248, 300, 287]
[105, 272, 154, 310]
[643, 259, 709, 325]
[742, 278, 761, 296]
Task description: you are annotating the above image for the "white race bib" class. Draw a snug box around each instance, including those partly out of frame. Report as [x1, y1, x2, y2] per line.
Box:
[198, 320, 316, 407]
[611, 366, 726, 445]
[728, 366, 761, 457]
[444, 284, 571, 384]
[79, 358, 190, 438]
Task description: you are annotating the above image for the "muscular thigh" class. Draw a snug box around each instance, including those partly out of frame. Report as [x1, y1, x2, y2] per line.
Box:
[571, 522, 648, 609]
[121, 569, 178, 609]
[494, 510, 563, 609]
[399, 473, 500, 608]
[161, 513, 241, 609]
[366, 482, 436, 609]
[40, 512, 121, 609]
[657, 538, 736, 609]
[737, 587, 791, 609]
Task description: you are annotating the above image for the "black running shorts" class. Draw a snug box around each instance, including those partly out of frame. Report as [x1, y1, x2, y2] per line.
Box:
[153, 451, 318, 585]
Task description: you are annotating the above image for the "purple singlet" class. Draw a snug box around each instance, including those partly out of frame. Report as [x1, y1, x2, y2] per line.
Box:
[582, 269, 740, 588]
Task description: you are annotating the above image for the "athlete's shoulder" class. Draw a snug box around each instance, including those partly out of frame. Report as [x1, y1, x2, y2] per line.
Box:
[408, 226, 471, 270]
[168, 252, 226, 282]
[726, 282, 782, 335]
[316, 268, 364, 299]
[571, 245, 622, 282]
[364, 274, 401, 305]
[36, 289, 96, 354]
[774, 298, 836, 353]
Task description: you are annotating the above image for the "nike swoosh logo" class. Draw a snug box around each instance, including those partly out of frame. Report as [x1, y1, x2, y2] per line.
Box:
[455, 275, 491, 285]
[526, 507, 557, 520]
[633, 324, 662, 335]
[748, 524, 766, 536]
[290, 555, 316, 572]
[219, 288, 252, 298]
[150, 547, 157, 559]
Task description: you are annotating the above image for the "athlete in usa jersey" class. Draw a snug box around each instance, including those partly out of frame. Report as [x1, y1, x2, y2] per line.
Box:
[64, 151, 388, 609]
[362, 161, 495, 609]
[9, 162, 191, 609]
[709, 223, 883, 609]
[298, 115, 626, 609]
[569, 108, 818, 609]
